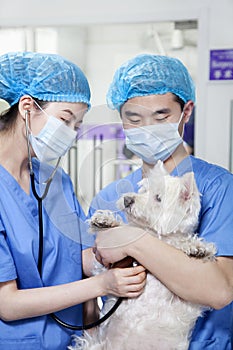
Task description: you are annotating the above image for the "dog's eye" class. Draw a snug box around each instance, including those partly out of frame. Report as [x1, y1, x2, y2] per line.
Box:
[154, 194, 161, 202]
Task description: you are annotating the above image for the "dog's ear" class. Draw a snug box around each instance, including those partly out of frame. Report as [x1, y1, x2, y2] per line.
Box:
[180, 172, 195, 201]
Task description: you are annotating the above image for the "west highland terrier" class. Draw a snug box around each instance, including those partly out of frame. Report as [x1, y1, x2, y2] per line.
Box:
[69, 161, 216, 350]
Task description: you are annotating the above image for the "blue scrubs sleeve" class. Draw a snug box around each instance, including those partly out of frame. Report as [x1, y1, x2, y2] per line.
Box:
[198, 172, 233, 256]
[0, 225, 17, 282]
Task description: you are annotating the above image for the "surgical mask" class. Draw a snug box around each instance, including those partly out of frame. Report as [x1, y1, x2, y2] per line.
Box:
[29, 115, 77, 163]
[124, 113, 183, 164]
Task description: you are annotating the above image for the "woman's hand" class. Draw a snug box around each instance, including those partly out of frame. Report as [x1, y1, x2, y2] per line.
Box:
[94, 225, 146, 267]
[99, 265, 146, 298]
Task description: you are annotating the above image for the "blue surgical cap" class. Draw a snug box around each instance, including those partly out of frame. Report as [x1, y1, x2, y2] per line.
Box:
[107, 54, 195, 110]
[0, 51, 91, 108]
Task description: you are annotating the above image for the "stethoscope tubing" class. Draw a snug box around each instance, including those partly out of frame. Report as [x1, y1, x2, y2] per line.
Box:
[30, 172, 122, 331]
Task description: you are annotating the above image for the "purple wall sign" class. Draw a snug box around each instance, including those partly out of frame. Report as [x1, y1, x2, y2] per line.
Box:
[209, 49, 233, 80]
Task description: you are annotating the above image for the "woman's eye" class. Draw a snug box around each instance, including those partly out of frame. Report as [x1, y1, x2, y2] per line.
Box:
[154, 194, 161, 202]
[60, 117, 69, 124]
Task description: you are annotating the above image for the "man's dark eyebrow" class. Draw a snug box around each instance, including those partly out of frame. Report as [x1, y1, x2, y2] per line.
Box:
[124, 108, 171, 117]
[124, 110, 143, 117]
[151, 108, 171, 115]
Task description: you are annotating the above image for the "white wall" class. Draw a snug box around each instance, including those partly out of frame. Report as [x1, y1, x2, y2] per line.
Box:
[1, 0, 233, 170]
[85, 23, 198, 106]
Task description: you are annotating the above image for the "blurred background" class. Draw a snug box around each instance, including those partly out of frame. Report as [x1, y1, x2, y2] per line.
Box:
[0, 0, 232, 211]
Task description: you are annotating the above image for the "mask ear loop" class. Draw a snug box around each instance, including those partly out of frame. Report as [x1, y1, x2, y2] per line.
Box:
[33, 99, 50, 118]
[25, 110, 33, 175]
[178, 110, 185, 126]
[177, 110, 185, 139]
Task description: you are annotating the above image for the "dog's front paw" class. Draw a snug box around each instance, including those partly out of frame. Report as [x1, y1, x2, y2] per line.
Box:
[89, 210, 121, 230]
[186, 237, 217, 261]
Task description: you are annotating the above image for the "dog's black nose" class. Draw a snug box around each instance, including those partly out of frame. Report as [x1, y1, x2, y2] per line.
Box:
[124, 196, 135, 208]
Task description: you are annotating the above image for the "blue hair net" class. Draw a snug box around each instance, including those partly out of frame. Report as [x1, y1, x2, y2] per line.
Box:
[107, 54, 195, 110]
[0, 51, 91, 108]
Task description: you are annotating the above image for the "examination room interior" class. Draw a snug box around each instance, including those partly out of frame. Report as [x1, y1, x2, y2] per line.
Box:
[0, 0, 232, 213]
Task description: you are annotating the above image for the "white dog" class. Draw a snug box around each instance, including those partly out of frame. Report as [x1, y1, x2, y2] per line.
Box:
[69, 161, 216, 350]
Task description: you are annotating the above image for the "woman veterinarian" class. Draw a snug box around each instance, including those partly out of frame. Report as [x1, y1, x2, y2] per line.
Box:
[90, 54, 233, 349]
[0, 52, 146, 350]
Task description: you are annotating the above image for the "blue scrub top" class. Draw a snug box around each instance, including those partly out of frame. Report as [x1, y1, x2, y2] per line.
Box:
[88, 156, 233, 350]
[0, 159, 93, 350]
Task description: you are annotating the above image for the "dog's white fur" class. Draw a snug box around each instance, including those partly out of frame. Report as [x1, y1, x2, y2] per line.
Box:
[69, 161, 216, 350]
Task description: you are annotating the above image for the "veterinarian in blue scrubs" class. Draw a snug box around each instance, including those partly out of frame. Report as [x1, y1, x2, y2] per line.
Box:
[90, 54, 233, 349]
[0, 52, 146, 350]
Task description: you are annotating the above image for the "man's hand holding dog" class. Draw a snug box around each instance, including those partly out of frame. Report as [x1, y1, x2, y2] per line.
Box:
[94, 225, 146, 267]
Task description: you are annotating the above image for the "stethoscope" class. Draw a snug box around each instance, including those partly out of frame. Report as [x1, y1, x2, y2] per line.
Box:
[25, 111, 122, 331]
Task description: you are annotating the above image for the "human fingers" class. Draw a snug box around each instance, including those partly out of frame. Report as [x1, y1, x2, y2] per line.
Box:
[124, 275, 147, 298]
[107, 267, 146, 297]
[122, 268, 147, 291]
[118, 270, 147, 298]
[118, 266, 147, 296]
[118, 264, 146, 277]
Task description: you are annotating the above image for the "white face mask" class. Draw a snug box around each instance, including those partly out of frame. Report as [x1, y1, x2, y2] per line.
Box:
[29, 115, 77, 163]
[124, 113, 183, 164]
